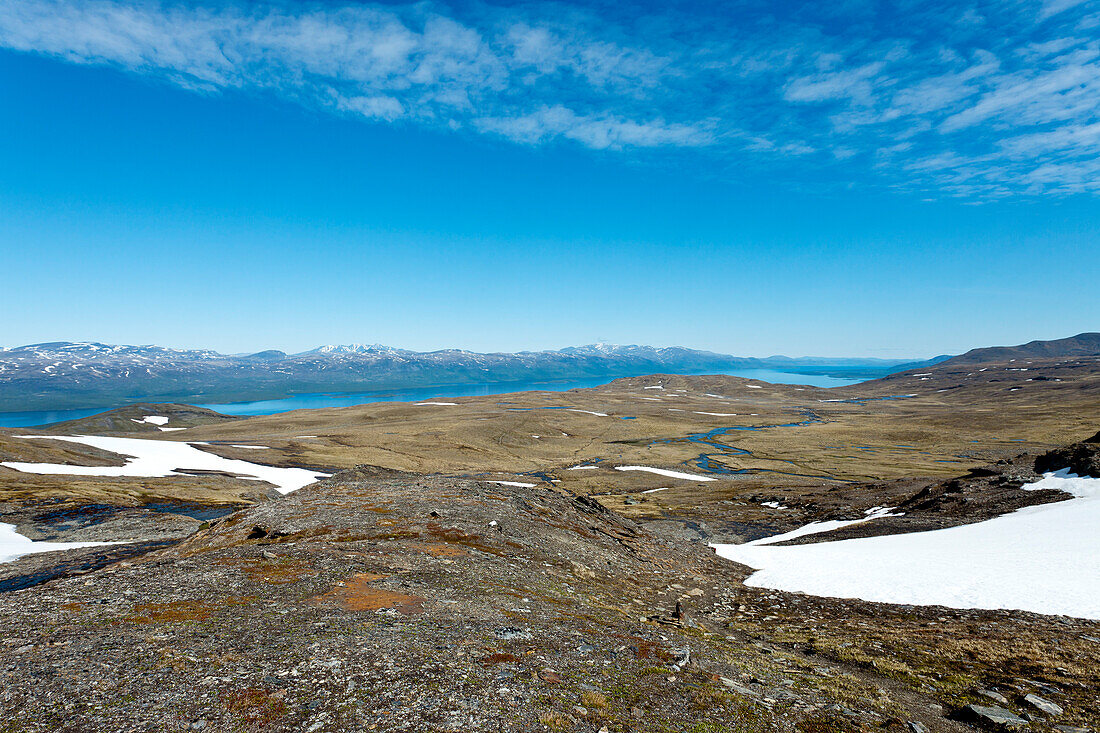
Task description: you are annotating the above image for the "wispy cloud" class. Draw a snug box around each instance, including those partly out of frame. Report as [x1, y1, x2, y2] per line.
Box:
[1, 0, 1098, 198]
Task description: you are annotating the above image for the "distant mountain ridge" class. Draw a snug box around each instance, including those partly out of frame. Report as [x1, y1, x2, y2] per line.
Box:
[0, 341, 932, 413]
[940, 332, 1100, 366]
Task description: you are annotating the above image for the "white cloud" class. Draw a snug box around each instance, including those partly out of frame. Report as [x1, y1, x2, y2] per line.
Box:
[1, 0, 1098, 197]
[474, 105, 712, 149]
[1041, 0, 1090, 20]
[784, 62, 886, 105]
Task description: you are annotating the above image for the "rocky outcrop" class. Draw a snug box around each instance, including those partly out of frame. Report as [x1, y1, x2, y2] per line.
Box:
[1035, 435, 1100, 478]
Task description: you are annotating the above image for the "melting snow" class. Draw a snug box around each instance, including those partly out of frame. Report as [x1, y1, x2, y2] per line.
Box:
[3, 436, 328, 495]
[416, 402, 458, 406]
[614, 466, 716, 482]
[487, 480, 537, 488]
[642, 487, 671, 494]
[0, 522, 117, 564]
[568, 409, 609, 417]
[131, 416, 169, 426]
[713, 471, 1100, 619]
[694, 412, 739, 417]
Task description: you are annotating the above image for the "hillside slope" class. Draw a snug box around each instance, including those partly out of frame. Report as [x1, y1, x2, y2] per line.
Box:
[940, 332, 1100, 365]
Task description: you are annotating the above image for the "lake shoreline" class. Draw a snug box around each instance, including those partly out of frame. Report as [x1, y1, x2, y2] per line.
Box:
[0, 367, 876, 428]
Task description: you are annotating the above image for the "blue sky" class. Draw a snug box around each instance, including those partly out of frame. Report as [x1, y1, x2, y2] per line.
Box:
[0, 0, 1098, 358]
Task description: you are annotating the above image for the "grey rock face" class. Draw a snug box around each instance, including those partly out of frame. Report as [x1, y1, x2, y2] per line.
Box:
[1024, 693, 1063, 716]
[962, 704, 1029, 730]
[977, 689, 1010, 705]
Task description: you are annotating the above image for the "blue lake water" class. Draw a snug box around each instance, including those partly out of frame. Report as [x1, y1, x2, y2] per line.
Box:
[0, 368, 871, 428]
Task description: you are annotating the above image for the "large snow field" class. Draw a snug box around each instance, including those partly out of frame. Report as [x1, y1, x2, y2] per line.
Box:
[713, 470, 1100, 620]
[3, 436, 328, 495]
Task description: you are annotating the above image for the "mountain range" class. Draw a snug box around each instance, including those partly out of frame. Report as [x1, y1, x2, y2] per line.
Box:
[0, 341, 941, 413]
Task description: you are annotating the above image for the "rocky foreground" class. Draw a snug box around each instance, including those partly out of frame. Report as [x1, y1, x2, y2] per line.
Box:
[1, 462, 1097, 732]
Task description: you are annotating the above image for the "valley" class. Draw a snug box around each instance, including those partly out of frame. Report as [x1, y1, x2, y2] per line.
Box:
[0, 337, 1097, 731]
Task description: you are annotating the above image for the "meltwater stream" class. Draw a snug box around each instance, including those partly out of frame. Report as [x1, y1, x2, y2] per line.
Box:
[647, 409, 838, 480]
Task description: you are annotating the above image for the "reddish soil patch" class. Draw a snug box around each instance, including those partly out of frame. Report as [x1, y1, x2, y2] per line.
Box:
[312, 573, 425, 615]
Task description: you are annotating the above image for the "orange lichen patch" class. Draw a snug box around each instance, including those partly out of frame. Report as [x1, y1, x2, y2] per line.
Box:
[125, 600, 214, 624]
[312, 573, 426, 615]
[222, 687, 287, 726]
[425, 522, 507, 556]
[481, 652, 518, 665]
[60, 602, 84, 612]
[213, 557, 314, 585]
[406, 541, 468, 558]
[614, 635, 673, 662]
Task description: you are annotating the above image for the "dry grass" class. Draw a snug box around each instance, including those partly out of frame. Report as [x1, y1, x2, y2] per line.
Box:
[580, 690, 609, 710]
[538, 711, 572, 730]
[222, 687, 287, 728]
[3, 359, 1096, 514]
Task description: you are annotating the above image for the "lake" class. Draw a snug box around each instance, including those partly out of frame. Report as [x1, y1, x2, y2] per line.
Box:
[0, 367, 870, 427]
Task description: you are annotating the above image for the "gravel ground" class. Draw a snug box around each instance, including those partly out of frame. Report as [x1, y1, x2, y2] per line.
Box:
[0, 467, 1096, 732]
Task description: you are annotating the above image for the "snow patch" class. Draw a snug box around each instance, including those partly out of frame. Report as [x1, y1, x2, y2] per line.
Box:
[713, 471, 1100, 620]
[3, 436, 328, 495]
[0, 522, 117, 564]
[614, 466, 716, 482]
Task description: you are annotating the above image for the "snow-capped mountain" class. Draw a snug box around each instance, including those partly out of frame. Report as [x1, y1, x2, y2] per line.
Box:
[305, 344, 409, 355]
[0, 341, 924, 412]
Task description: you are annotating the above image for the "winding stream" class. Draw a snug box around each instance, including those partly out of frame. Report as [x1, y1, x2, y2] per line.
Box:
[648, 409, 840, 480]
